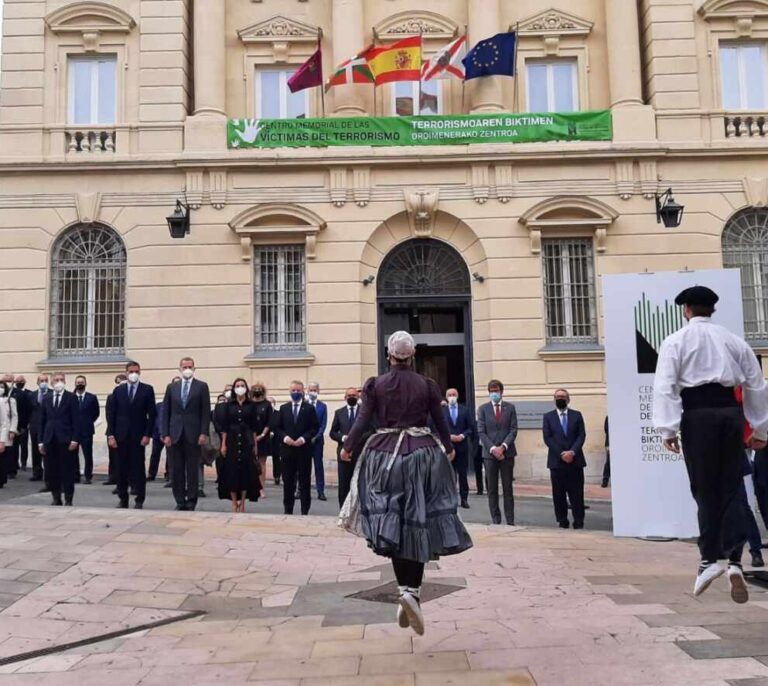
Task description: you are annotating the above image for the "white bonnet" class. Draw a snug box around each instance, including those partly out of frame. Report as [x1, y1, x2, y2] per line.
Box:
[388, 330, 416, 360]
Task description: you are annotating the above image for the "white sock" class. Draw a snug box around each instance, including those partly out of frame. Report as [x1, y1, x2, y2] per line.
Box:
[397, 585, 408, 597]
[407, 586, 421, 600]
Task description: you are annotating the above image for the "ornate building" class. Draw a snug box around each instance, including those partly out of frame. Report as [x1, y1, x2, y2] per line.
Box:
[1, 0, 767, 476]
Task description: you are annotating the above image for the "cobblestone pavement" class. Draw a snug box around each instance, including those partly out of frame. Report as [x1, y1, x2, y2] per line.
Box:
[0, 506, 765, 685]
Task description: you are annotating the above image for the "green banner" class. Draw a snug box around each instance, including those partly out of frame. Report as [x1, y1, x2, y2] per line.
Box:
[228, 111, 612, 149]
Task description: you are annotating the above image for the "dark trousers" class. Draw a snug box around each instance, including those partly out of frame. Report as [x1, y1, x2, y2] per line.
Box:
[30, 431, 44, 480]
[473, 447, 484, 494]
[337, 455, 358, 507]
[148, 439, 164, 480]
[754, 449, 768, 529]
[170, 440, 200, 507]
[680, 405, 746, 563]
[106, 446, 116, 482]
[272, 451, 282, 481]
[5, 440, 18, 476]
[116, 440, 146, 504]
[312, 440, 325, 495]
[484, 457, 515, 524]
[602, 450, 611, 485]
[282, 451, 312, 515]
[18, 432, 28, 469]
[78, 438, 94, 480]
[452, 447, 469, 501]
[47, 442, 77, 501]
[740, 479, 763, 555]
[0, 445, 7, 486]
[550, 466, 585, 525]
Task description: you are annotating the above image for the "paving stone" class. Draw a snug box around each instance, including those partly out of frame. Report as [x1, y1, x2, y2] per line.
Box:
[677, 639, 768, 659]
[360, 651, 470, 675]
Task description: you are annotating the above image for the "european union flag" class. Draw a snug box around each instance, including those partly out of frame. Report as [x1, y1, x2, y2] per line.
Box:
[462, 32, 517, 80]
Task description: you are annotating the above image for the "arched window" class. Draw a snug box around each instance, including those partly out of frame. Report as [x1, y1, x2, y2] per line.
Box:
[722, 208, 768, 341]
[50, 223, 126, 356]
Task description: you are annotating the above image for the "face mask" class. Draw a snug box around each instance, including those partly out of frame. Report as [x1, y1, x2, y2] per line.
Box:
[254, 390, 265, 398]
[290, 391, 303, 403]
[54, 382, 65, 393]
[235, 386, 247, 397]
[447, 396, 458, 406]
[39, 382, 49, 391]
[76, 384, 86, 392]
[489, 392, 502, 404]
[127, 372, 140, 384]
[346, 397, 358, 407]
[224, 390, 232, 399]
[15, 382, 25, 390]
[555, 398, 568, 410]
[308, 391, 318, 401]
[181, 368, 194, 380]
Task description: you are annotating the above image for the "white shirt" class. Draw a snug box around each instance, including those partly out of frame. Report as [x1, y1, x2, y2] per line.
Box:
[653, 317, 768, 440]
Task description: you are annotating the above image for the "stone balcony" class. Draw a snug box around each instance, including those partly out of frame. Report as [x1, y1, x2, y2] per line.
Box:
[724, 112, 768, 139]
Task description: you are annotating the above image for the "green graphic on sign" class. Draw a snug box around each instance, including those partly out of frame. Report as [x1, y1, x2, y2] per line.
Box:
[227, 111, 612, 149]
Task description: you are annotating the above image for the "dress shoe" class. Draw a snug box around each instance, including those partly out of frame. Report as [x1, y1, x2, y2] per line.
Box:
[135, 502, 143, 510]
[752, 552, 765, 568]
[30, 476, 41, 482]
[197, 489, 206, 498]
[318, 493, 327, 501]
[51, 497, 63, 506]
[573, 522, 585, 530]
[146, 476, 155, 482]
[187, 502, 197, 511]
[601, 480, 609, 488]
[476, 490, 484, 496]
[274, 477, 281, 486]
[83, 478, 92, 485]
[460, 499, 470, 509]
[102, 480, 116, 485]
[174, 504, 187, 511]
[116, 500, 129, 509]
[163, 481, 172, 488]
[39, 486, 51, 493]
[558, 521, 570, 529]
[491, 519, 502, 525]
[64, 497, 73, 506]
[8, 473, 17, 480]
[111, 488, 118, 495]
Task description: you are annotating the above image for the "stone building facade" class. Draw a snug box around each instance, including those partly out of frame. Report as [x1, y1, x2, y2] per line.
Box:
[1, 0, 767, 477]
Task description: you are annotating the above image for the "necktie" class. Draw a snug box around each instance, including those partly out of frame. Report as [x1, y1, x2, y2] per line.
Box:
[79, 395, 83, 406]
[561, 412, 568, 434]
[293, 403, 299, 421]
[451, 406, 457, 424]
[55, 393, 60, 409]
[494, 404, 501, 422]
[130, 384, 136, 402]
[38, 391, 42, 404]
[182, 381, 190, 407]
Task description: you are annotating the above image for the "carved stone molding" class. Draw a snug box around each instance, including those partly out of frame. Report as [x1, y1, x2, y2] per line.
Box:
[353, 167, 371, 207]
[404, 189, 440, 237]
[46, 1, 136, 50]
[743, 177, 768, 206]
[698, 0, 768, 22]
[238, 15, 320, 44]
[373, 11, 458, 39]
[639, 160, 658, 200]
[518, 8, 594, 38]
[495, 165, 514, 203]
[330, 168, 348, 207]
[75, 192, 102, 224]
[210, 170, 227, 210]
[472, 165, 490, 204]
[615, 160, 634, 200]
[185, 171, 204, 210]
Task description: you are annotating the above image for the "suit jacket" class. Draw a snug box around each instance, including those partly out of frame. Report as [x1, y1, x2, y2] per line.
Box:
[330, 404, 364, 459]
[273, 400, 319, 460]
[73, 392, 100, 441]
[10, 387, 30, 432]
[28, 388, 51, 436]
[543, 408, 587, 469]
[477, 401, 518, 460]
[107, 382, 156, 443]
[442, 403, 475, 456]
[153, 401, 165, 440]
[309, 400, 327, 445]
[161, 378, 211, 444]
[39, 391, 79, 446]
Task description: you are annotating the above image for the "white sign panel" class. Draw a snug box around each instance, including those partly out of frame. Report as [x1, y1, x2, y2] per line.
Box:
[603, 269, 744, 538]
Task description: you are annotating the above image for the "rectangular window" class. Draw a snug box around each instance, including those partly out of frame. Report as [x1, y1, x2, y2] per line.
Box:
[255, 69, 308, 119]
[526, 59, 578, 113]
[393, 80, 441, 116]
[542, 238, 597, 345]
[68, 55, 117, 125]
[254, 245, 306, 352]
[720, 42, 768, 110]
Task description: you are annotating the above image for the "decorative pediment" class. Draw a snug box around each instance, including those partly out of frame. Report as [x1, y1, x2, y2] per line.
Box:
[238, 15, 320, 44]
[518, 8, 594, 37]
[46, 2, 136, 35]
[373, 11, 458, 40]
[698, 0, 768, 19]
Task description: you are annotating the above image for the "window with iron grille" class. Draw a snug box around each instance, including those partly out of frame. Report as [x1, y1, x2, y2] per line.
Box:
[50, 224, 126, 357]
[254, 245, 306, 352]
[541, 238, 597, 345]
[722, 208, 768, 340]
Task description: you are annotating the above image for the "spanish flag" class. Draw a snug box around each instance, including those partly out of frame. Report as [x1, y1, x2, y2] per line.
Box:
[365, 36, 422, 85]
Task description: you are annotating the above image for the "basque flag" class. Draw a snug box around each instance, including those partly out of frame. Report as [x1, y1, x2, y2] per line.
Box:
[463, 32, 517, 80]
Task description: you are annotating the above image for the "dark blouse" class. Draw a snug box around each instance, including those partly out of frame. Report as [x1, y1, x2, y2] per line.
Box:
[222, 399, 259, 452]
[343, 365, 452, 454]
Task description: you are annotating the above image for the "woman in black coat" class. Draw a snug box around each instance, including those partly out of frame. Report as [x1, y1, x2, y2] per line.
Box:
[250, 382, 273, 496]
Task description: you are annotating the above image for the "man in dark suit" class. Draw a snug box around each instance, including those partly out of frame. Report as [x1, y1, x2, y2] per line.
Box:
[330, 387, 363, 507]
[107, 361, 156, 509]
[306, 382, 328, 501]
[273, 380, 319, 515]
[543, 388, 587, 529]
[103, 373, 127, 487]
[443, 388, 475, 509]
[162, 357, 210, 511]
[38, 372, 79, 506]
[72, 375, 100, 484]
[477, 379, 518, 525]
[13, 375, 31, 473]
[28, 374, 50, 485]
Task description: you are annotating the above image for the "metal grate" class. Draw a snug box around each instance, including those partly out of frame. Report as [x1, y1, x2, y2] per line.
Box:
[542, 238, 597, 344]
[722, 208, 768, 340]
[254, 244, 306, 352]
[377, 239, 470, 298]
[50, 224, 126, 357]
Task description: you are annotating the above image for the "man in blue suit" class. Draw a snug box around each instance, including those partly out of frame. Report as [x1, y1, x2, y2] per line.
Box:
[307, 382, 328, 501]
[38, 372, 79, 506]
[73, 375, 100, 484]
[443, 388, 475, 509]
[543, 388, 587, 529]
[107, 361, 156, 509]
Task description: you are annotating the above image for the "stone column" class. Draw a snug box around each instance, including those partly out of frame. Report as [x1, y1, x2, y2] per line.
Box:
[332, 0, 367, 115]
[604, 0, 656, 141]
[468, 0, 503, 113]
[184, 0, 227, 151]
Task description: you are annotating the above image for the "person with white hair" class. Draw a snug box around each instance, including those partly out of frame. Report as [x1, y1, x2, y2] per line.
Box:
[340, 330, 473, 636]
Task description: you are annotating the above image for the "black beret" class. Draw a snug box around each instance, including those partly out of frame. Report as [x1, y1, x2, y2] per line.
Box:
[674, 286, 719, 307]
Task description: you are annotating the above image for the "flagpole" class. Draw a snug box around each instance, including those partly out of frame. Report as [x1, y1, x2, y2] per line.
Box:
[318, 28, 326, 118]
[372, 27, 377, 116]
[417, 27, 423, 116]
[461, 25, 468, 114]
[512, 22, 520, 113]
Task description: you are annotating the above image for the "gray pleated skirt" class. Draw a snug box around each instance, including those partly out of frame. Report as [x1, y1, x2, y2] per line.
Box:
[357, 442, 473, 563]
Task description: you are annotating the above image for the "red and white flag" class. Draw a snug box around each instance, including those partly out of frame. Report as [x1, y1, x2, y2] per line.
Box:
[422, 35, 467, 81]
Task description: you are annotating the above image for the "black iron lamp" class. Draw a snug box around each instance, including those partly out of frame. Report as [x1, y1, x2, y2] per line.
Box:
[166, 200, 190, 238]
[655, 188, 684, 228]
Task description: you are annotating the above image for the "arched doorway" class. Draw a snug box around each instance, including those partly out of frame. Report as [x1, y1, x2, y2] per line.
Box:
[377, 238, 475, 407]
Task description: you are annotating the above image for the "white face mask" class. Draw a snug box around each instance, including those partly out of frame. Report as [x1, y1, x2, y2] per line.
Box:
[224, 390, 232, 399]
[234, 386, 247, 397]
[447, 396, 458, 406]
[127, 372, 140, 384]
[54, 381, 65, 393]
[181, 368, 194, 380]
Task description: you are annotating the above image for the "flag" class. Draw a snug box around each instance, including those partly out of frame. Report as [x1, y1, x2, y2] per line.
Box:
[462, 32, 517, 80]
[325, 47, 374, 89]
[365, 36, 422, 85]
[422, 35, 467, 81]
[288, 48, 323, 93]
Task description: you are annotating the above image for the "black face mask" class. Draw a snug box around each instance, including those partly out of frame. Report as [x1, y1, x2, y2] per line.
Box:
[15, 383, 25, 389]
[76, 384, 86, 392]
[346, 397, 359, 407]
[555, 399, 568, 410]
